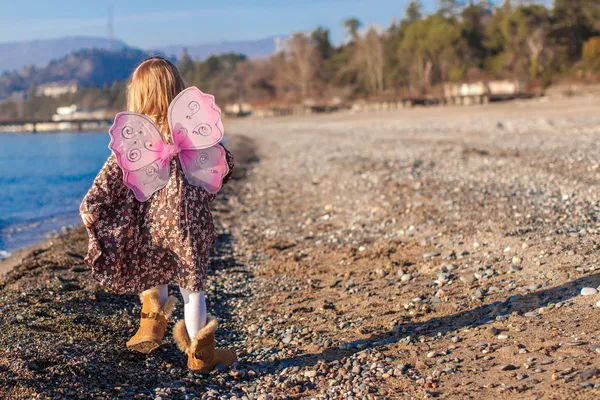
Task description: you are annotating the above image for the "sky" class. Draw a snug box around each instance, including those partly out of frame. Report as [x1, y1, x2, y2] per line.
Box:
[0, 0, 447, 48]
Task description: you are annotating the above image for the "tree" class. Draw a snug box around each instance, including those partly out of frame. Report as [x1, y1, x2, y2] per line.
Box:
[178, 49, 195, 82]
[275, 33, 322, 101]
[311, 26, 333, 61]
[326, 43, 359, 94]
[461, 1, 491, 68]
[552, 0, 600, 61]
[384, 0, 424, 92]
[330, 18, 365, 95]
[400, 15, 467, 89]
[344, 18, 363, 41]
[241, 58, 278, 104]
[405, 0, 422, 23]
[517, 5, 552, 79]
[437, 0, 465, 19]
[484, 2, 518, 76]
[177, 53, 246, 103]
[351, 27, 386, 94]
[582, 37, 600, 72]
[483, 3, 553, 79]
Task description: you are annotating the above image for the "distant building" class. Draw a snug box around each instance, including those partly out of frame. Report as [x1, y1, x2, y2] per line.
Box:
[52, 104, 110, 121]
[36, 83, 78, 98]
[8, 91, 25, 102]
[443, 80, 523, 98]
[55, 104, 78, 116]
[274, 36, 285, 53]
[487, 80, 522, 96]
[443, 79, 525, 105]
[224, 102, 253, 116]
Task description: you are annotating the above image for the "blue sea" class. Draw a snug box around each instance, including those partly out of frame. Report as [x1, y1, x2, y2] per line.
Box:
[0, 132, 110, 258]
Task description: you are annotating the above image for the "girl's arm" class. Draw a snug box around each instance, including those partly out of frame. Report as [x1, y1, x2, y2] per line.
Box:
[80, 155, 128, 219]
[221, 145, 235, 185]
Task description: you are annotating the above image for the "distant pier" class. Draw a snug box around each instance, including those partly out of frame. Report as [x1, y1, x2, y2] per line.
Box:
[0, 118, 113, 133]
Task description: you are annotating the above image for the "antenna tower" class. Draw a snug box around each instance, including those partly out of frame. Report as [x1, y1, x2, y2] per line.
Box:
[107, 4, 114, 50]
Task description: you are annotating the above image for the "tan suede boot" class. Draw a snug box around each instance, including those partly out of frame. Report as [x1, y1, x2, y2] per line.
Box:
[126, 288, 177, 354]
[172, 315, 237, 372]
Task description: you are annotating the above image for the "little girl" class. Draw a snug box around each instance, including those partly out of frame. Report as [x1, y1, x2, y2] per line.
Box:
[79, 57, 236, 372]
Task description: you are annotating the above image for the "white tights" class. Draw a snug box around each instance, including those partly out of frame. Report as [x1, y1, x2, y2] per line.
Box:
[153, 284, 207, 340]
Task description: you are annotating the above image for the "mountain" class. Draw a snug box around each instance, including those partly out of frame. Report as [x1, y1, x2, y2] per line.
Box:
[0, 35, 285, 74]
[154, 35, 285, 60]
[0, 48, 154, 99]
[0, 37, 129, 73]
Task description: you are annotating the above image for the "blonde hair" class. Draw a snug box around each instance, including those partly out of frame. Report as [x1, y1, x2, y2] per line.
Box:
[127, 57, 187, 142]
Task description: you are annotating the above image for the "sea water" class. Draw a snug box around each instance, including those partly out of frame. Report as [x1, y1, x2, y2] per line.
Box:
[0, 132, 110, 257]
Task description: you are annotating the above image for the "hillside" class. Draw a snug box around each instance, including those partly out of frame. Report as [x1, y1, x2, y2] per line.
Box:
[0, 35, 283, 75]
[0, 48, 154, 99]
[0, 37, 129, 73]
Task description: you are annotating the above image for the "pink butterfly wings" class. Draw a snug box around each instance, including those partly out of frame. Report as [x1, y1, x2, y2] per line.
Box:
[109, 113, 170, 202]
[108, 87, 229, 202]
[169, 87, 229, 194]
[168, 87, 224, 149]
[178, 145, 229, 193]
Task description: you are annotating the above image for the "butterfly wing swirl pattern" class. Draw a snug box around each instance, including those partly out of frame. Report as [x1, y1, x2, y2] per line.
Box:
[168, 87, 229, 194]
[108, 112, 170, 202]
[168, 87, 224, 150]
[178, 146, 230, 194]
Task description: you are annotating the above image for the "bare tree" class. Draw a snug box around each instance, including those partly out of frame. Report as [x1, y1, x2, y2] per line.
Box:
[527, 28, 546, 77]
[275, 33, 323, 101]
[523, 8, 551, 79]
[244, 58, 278, 104]
[354, 28, 386, 94]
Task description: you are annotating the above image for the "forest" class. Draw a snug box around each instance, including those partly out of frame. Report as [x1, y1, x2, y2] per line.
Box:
[1, 0, 599, 118]
[178, 0, 600, 106]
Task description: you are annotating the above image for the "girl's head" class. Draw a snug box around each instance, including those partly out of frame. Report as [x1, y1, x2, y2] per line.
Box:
[127, 57, 187, 139]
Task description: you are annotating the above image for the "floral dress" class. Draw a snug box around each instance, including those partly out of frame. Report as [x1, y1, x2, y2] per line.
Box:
[80, 146, 234, 294]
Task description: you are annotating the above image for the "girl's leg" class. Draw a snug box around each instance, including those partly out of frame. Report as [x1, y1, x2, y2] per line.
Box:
[179, 287, 207, 339]
[127, 284, 175, 353]
[172, 288, 237, 371]
[152, 284, 169, 305]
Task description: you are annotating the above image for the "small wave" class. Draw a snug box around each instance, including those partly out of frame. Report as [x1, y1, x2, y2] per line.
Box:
[0, 250, 11, 260]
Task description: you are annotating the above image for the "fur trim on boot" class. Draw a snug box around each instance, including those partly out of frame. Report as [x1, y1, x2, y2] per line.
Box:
[126, 288, 177, 354]
[172, 315, 236, 373]
[136, 288, 177, 319]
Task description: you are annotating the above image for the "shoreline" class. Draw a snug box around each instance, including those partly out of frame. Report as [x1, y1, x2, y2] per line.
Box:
[0, 214, 82, 264]
[2, 91, 594, 135]
[0, 236, 58, 278]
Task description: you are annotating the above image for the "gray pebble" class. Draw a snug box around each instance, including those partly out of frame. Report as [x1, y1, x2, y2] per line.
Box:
[423, 251, 441, 259]
[581, 287, 598, 296]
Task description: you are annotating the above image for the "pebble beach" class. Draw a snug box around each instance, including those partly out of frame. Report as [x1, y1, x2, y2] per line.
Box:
[1, 95, 600, 399]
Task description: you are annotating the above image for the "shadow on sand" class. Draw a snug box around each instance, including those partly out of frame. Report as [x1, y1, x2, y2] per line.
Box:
[245, 272, 600, 370]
